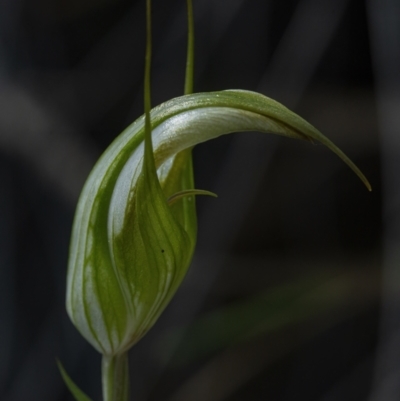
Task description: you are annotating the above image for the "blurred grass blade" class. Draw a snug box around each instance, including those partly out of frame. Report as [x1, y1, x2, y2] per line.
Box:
[158, 272, 371, 367]
[57, 360, 93, 401]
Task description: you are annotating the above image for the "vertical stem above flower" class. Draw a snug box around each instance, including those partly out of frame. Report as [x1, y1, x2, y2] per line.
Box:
[185, 0, 195, 95]
[144, 0, 154, 166]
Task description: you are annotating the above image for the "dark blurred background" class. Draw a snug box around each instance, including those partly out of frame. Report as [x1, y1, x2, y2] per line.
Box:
[0, 0, 399, 400]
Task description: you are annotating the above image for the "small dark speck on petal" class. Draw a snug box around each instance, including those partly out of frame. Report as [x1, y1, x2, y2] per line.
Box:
[161, 249, 165, 253]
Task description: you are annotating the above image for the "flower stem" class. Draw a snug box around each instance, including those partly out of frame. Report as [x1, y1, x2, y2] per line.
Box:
[102, 353, 129, 401]
[184, 0, 195, 95]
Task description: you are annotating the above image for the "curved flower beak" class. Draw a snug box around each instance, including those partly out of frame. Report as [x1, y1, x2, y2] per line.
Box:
[66, 89, 370, 356]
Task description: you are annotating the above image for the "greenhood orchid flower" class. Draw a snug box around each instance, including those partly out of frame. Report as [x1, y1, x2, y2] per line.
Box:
[66, 89, 370, 357]
[62, 2, 370, 401]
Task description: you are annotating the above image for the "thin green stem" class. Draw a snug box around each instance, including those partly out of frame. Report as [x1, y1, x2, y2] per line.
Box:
[182, 0, 196, 192]
[102, 353, 129, 401]
[184, 0, 195, 95]
[144, 0, 153, 153]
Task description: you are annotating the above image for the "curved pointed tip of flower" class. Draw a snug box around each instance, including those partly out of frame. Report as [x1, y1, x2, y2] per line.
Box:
[364, 179, 372, 192]
[327, 145, 371, 191]
[337, 156, 372, 191]
[345, 165, 372, 191]
[332, 147, 372, 191]
[168, 189, 218, 206]
[307, 129, 371, 191]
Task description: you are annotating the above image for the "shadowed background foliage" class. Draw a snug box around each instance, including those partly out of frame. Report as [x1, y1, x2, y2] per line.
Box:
[0, 0, 398, 400]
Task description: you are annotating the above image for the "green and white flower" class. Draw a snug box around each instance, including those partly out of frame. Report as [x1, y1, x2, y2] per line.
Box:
[66, 89, 370, 357]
